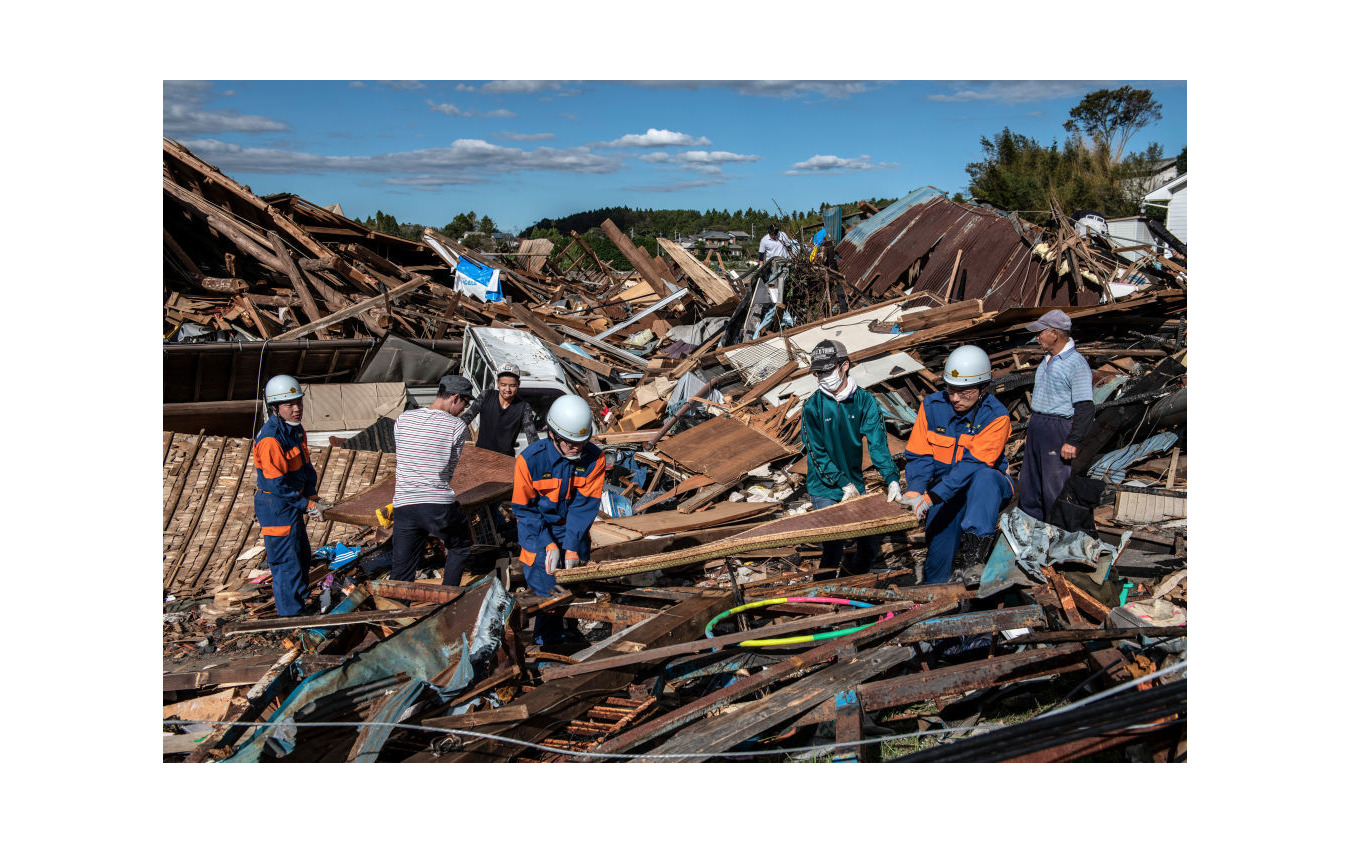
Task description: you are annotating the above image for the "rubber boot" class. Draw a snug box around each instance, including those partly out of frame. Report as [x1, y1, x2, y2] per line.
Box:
[956, 532, 996, 588]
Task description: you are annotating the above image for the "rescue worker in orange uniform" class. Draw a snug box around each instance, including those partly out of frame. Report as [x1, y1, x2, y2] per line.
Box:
[252, 375, 329, 616]
[899, 346, 1013, 585]
[511, 395, 605, 645]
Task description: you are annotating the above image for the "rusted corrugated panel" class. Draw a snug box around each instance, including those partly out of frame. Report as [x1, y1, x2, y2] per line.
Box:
[839, 195, 1074, 309]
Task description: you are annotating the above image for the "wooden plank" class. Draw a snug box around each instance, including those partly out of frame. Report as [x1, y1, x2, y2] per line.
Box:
[422, 591, 735, 762]
[544, 340, 617, 377]
[656, 238, 736, 305]
[221, 606, 437, 634]
[266, 231, 323, 325]
[635, 644, 914, 762]
[506, 301, 566, 346]
[601, 219, 674, 289]
[164, 430, 207, 529]
[560, 492, 916, 583]
[540, 597, 934, 682]
[658, 414, 794, 484]
[271, 276, 429, 340]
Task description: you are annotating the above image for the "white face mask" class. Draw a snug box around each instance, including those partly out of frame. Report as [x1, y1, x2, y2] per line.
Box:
[284, 419, 302, 427]
[817, 367, 844, 393]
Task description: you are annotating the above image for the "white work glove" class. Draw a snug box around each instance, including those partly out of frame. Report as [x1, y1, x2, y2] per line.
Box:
[543, 544, 561, 575]
[886, 481, 903, 503]
[564, 551, 582, 570]
[840, 483, 861, 502]
[900, 491, 931, 520]
[309, 498, 332, 521]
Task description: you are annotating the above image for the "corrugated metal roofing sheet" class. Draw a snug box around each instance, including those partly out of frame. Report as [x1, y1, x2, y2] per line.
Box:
[838, 193, 1084, 310]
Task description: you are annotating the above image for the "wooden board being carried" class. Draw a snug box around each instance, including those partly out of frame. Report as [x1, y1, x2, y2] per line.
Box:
[557, 493, 917, 583]
[599, 499, 780, 537]
[324, 445, 514, 527]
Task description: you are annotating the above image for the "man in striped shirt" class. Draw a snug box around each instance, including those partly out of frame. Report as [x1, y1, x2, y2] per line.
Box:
[1018, 309, 1095, 521]
[390, 374, 475, 584]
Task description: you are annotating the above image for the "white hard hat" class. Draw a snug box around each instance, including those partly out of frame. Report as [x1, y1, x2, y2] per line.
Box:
[264, 374, 305, 404]
[546, 394, 594, 443]
[943, 345, 992, 387]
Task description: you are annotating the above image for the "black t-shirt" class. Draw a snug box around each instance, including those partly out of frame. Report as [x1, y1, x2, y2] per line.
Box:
[473, 390, 532, 456]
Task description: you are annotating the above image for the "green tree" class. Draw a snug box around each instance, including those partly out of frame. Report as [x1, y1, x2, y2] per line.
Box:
[1063, 86, 1163, 165]
[1175, 146, 1187, 175]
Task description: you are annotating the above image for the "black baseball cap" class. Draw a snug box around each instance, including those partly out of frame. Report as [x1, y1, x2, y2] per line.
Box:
[809, 340, 848, 372]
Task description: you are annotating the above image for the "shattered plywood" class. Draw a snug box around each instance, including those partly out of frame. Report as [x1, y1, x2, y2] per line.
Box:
[658, 415, 796, 483]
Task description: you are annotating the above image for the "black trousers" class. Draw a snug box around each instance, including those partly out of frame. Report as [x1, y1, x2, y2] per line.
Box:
[391, 501, 473, 585]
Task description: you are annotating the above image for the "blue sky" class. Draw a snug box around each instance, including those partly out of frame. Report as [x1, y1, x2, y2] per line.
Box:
[164, 79, 1186, 235]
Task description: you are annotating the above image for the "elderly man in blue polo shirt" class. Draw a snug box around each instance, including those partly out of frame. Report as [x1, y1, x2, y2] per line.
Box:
[1018, 309, 1095, 521]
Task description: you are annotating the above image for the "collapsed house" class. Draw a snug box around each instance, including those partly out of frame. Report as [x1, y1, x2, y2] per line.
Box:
[163, 137, 1188, 763]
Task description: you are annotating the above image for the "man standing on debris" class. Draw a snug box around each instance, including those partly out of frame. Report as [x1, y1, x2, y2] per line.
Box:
[461, 363, 540, 457]
[801, 340, 905, 578]
[1018, 309, 1095, 522]
[253, 375, 328, 617]
[758, 224, 791, 264]
[899, 346, 1014, 585]
[390, 374, 475, 586]
[512, 395, 606, 644]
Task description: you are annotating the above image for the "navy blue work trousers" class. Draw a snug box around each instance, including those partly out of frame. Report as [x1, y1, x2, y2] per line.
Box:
[923, 465, 1012, 584]
[391, 502, 473, 585]
[261, 515, 312, 617]
[1017, 413, 1074, 522]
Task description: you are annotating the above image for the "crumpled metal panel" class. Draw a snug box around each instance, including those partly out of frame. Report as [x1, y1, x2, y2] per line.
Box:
[223, 577, 513, 762]
[839, 193, 1078, 310]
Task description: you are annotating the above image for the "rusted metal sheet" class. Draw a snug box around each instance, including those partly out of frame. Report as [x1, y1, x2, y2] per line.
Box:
[837, 194, 1072, 310]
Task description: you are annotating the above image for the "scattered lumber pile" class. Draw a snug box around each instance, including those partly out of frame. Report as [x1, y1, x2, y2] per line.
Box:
[163, 141, 1187, 762]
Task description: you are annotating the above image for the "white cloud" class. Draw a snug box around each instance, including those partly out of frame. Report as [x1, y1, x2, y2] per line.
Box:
[784, 154, 894, 175]
[427, 100, 517, 119]
[163, 81, 288, 136]
[927, 81, 1103, 104]
[626, 80, 877, 99]
[675, 150, 758, 164]
[597, 128, 712, 148]
[455, 83, 475, 92]
[500, 131, 556, 142]
[624, 178, 726, 192]
[480, 80, 581, 95]
[640, 149, 761, 176]
[348, 81, 366, 88]
[180, 137, 623, 187]
[377, 80, 426, 90]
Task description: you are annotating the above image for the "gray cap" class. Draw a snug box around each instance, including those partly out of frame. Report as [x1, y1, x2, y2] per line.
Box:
[1027, 309, 1072, 333]
[496, 363, 522, 380]
[809, 339, 848, 372]
[439, 373, 476, 399]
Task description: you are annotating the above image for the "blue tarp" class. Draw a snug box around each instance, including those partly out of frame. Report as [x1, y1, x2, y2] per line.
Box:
[455, 256, 503, 302]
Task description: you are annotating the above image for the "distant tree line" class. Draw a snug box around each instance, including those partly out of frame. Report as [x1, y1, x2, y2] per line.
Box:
[355, 87, 1183, 264]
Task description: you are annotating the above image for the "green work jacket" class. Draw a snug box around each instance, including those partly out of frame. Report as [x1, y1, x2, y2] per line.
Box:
[800, 387, 901, 502]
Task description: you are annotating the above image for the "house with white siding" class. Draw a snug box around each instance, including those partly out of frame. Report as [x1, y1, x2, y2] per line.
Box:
[1143, 175, 1187, 244]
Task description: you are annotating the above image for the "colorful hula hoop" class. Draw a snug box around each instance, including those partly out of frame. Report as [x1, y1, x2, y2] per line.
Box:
[702, 596, 895, 647]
